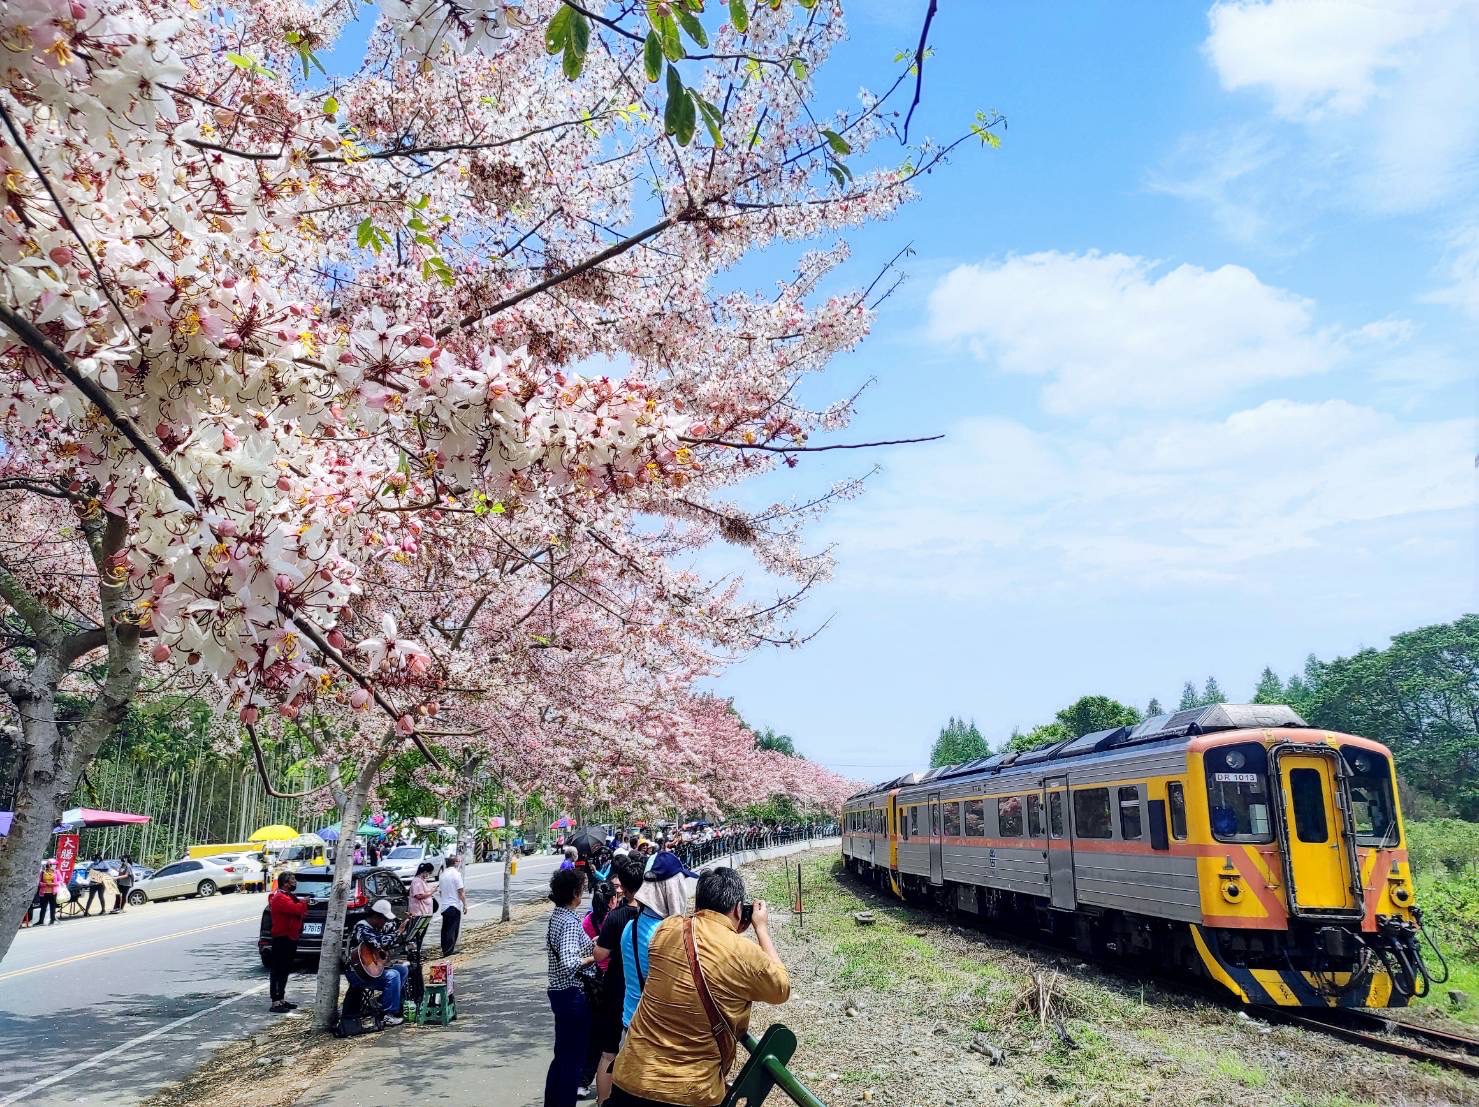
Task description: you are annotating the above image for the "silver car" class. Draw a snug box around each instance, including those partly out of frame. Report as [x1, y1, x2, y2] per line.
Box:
[381, 844, 445, 882]
[127, 857, 247, 904]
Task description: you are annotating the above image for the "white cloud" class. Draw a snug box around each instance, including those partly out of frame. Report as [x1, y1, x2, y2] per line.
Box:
[1200, 0, 1479, 213]
[1425, 224, 1479, 321]
[927, 251, 1344, 415]
[823, 401, 1476, 598]
[1205, 0, 1443, 119]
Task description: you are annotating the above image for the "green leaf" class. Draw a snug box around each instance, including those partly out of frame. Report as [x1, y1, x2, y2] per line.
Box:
[643, 30, 663, 81]
[656, 8, 683, 61]
[729, 0, 748, 33]
[224, 51, 275, 79]
[694, 94, 724, 146]
[676, 7, 707, 47]
[322, 95, 338, 116]
[790, 57, 808, 80]
[544, 5, 572, 54]
[797, 0, 816, 7]
[420, 256, 455, 287]
[820, 127, 851, 155]
[675, 86, 696, 146]
[826, 164, 846, 188]
[664, 63, 684, 137]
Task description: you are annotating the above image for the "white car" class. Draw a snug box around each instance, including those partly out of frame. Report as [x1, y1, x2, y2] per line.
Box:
[381, 844, 446, 882]
[127, 857, 248, 904]
[208, 852, 266, 887]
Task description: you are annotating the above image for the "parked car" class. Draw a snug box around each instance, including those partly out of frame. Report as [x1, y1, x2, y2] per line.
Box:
[127, 857, 247, 904]
[380, 844, 445, 882]
[209, 852, 265, 889]
[255, 865, 408, 968]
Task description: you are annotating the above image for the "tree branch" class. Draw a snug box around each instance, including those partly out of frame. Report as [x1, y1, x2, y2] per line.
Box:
[901, 0, 938, 144]
[679, 433, 943, 454]
[0, 304, 196, 509]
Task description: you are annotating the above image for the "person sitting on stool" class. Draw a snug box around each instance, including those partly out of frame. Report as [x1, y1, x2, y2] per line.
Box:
[347, 899, 408, 1027]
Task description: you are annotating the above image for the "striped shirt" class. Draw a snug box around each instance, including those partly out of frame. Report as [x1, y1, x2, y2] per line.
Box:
[546, 906, 594, 991]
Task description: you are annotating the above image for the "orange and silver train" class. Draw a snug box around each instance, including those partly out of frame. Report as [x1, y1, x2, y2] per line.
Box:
[841, 704, 1442, 1008]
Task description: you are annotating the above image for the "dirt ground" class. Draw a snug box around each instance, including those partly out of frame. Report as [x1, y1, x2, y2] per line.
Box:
[747, 851, 1479, 1107]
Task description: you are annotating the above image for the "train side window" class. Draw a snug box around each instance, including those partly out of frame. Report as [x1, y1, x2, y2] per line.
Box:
[911, 806, 921, 838]
[899, 806, 909, 841]
[1072, 788, 1113, 839]
[964, 799, 985, 837]
[1118, 786, 1143, 840]
[1026, 795, 1044, 838]
[1289, 768, 1329, 843]
[998, 796, 1024, 837]
[943, 802, 961, 837]
[1167, 783, 1188, 839]
[1048, 793, 1065, 839]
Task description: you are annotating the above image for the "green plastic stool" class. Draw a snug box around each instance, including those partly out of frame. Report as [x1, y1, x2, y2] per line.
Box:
[416, 983, 455, 1026]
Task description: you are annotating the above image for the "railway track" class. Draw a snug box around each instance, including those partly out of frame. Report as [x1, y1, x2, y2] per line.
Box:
[1254, 1006, 1479, 1078]
[833, 867, 1479, 1080]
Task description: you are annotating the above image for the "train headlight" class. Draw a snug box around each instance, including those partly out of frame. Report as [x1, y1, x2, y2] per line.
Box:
[1225, 750, 1246, 770]
[1391, 883, 1412, 906]
[1221, 881, 1243, 903]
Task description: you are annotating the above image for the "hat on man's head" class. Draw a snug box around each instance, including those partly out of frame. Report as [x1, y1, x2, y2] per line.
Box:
[647, 851, 698, 882]
[370, 898, 395, 919]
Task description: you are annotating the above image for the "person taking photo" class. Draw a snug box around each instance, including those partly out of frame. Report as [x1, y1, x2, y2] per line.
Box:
[609, 867, 789, 1107]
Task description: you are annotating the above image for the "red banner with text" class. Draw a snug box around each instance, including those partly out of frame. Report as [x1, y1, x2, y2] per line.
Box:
[55, 832, 80, 888]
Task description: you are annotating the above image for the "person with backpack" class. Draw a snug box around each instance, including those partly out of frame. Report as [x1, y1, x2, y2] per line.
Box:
[616, 852, 688, 1034]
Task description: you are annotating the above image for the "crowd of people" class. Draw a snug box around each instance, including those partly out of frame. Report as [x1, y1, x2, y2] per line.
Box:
[20, 853, 138, 927]
[544, 832, 793, 1107]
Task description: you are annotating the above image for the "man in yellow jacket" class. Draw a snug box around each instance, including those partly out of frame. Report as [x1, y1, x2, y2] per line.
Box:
[610, 867, 790, 1107]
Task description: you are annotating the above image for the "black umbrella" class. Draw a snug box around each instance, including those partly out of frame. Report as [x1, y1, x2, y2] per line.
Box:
[567, 826, 610, 857]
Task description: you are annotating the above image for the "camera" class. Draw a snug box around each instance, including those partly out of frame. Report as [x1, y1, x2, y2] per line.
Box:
[740, 901, 754, 930]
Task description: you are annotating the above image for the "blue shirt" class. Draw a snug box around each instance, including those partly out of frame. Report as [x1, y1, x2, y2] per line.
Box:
[619, 908, 664, 1027]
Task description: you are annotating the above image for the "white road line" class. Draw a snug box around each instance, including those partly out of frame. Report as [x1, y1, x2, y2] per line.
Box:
[0, 980, 270, 1107]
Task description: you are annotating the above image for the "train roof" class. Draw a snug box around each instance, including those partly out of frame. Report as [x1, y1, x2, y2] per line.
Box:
[845, 703, 1310, 802]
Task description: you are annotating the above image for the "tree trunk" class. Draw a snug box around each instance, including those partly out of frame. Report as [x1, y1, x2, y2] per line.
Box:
[311, 741, 393, 1030]
[0, 514, 142, 966]
[501, 794, 514, 923]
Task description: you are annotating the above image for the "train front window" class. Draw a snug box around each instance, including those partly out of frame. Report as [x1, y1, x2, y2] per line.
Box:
[1342, 748, 1397, 845]
[1205, 742, 1273, 843]
[1289, 768, 1329, 843]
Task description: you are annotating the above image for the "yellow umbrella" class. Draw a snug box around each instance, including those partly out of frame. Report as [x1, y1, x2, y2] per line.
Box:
[249, 824, 299, 843]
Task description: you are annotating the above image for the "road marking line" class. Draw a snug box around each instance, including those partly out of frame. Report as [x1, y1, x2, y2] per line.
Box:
[0, 914, 258, 982]
[0, 979, 269, 1107]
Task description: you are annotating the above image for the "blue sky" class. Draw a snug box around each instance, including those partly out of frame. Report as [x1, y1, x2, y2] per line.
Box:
[707, 0, 1478, 781]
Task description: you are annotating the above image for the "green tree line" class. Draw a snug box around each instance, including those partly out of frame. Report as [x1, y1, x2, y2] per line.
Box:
[927, 615, 1478, 819]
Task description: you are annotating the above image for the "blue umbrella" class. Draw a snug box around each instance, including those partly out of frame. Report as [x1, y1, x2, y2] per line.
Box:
[317, 823, 341, 842]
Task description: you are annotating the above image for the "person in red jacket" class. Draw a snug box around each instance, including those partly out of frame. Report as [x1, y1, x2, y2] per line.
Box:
[267, 872, 311, 1013]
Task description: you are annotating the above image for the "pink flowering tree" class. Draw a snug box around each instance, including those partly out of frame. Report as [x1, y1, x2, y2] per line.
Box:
[0, 0, 994, 979]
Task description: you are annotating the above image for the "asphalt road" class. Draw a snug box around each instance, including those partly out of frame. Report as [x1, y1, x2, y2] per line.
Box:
[0, 852, 566, 1107]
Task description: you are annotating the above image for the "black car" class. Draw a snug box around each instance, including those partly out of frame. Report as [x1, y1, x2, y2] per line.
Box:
[257, 865, 408, 968]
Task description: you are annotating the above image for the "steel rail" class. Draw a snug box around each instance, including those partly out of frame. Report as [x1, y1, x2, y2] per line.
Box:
[1255, 1007, 1479, 1078]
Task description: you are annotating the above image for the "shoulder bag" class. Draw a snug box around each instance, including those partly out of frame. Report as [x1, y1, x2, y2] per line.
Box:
[682, 917, 737, 1076]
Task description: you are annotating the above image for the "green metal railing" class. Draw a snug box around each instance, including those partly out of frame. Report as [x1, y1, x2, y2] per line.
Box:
[722, 1026, 826, 1107]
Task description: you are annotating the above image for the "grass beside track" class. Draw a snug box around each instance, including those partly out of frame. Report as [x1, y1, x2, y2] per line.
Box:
[747, 851, 1477, 1107]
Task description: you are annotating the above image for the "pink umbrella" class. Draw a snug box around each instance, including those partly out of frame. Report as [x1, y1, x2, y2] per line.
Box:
[54, 807, 152, 831]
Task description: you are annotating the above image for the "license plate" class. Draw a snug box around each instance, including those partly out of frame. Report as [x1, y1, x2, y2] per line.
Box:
[302, 923, 322, 936]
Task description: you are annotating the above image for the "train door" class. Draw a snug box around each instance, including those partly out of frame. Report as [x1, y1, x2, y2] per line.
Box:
[1044, 775, 1076, 910]
[887, 792, 900, 874]
[1273, 746, 1361, 914]
[928, 792, 944, 885]
[867, 806, 876, 867]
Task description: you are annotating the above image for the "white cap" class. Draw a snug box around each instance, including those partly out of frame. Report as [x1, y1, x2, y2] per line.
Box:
[371, 898, 395, 919]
